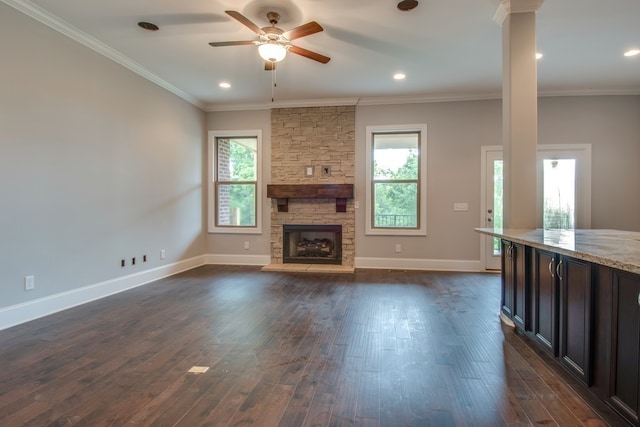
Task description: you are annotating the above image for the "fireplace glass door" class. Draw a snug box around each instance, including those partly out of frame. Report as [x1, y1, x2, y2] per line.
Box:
[283, 225, 342, 265]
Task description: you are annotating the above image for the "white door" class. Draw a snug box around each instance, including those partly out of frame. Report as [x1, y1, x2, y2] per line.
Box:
[480, 144, 591, 271]
[481, 147, 503, 270]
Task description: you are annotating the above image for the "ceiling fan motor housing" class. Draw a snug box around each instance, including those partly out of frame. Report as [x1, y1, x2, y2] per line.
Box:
[209, 10, 330, 66]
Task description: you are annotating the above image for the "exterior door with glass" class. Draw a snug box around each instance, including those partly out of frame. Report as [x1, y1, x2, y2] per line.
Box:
[482, 147, 503, 270]
[481, 144, 591, 271]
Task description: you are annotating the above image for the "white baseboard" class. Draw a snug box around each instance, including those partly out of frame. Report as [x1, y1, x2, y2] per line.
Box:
[0, 254, 484, 331]
[355, 257, 483, 272]
[205, 254, 271, 266]
[0, 255, 206, 331]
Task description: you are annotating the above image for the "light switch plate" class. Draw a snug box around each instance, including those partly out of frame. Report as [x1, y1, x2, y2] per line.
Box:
[305, 166, 314, 177]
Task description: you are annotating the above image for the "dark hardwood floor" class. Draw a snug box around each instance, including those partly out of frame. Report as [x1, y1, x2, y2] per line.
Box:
[0, 265, 627, 426]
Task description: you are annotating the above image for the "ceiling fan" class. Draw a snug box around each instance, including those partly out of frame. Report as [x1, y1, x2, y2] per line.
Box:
[209, 10, 331, 70]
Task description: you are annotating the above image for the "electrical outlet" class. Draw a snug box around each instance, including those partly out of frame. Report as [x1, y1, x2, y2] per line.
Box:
[24, 275, 35, 291]
[395, 244, 402, 253]
[160, 249, 166, 260]
[243, 241, 250, 250]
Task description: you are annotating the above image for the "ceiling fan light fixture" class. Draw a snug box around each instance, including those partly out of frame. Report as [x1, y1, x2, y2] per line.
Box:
[258, 42, 287, 63]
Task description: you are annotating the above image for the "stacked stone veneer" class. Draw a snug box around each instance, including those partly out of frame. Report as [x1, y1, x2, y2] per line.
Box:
[270, 106, 355, 266]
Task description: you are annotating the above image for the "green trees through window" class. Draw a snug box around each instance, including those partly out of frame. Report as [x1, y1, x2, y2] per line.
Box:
[215, 137, 257, 227]
[372, 132, 420, 229]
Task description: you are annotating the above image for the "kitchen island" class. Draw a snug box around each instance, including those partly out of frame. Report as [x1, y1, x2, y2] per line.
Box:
[475, 228, 640, 426]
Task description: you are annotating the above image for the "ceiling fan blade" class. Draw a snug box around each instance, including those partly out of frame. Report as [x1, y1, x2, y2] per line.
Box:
[264, 61, 275, 71]
[208, 41, 257, 47]
[289, 45, 331, 64]
[225, 10, 265, 35]
[283, 21, 323, 41]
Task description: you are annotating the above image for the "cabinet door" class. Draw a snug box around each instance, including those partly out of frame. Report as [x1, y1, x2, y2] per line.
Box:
[501, 240, 515, 318]
[609, 270, 640, 424]
[532, 249, 558, 355]
[559, 256, 593, 386]
[512, 243, 528, 331]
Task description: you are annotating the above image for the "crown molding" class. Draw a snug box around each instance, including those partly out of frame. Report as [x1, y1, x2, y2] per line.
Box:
[538, 88, 640, 98]
[207, 93, 503, 111]
[207, 89, 640, 112]
[494, 0, 544, 25]
[1, 0, 207, 110]
[205, 97, 360, 112]
[356, 92, 503, 106]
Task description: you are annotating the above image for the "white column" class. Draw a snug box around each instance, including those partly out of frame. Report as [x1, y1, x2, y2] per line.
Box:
[494, 0, 543, 229]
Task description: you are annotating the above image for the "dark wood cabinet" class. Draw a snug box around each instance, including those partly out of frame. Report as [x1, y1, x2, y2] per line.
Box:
[558, 256, 593, 386]
[531, 248, 558, 356]
[531, 250, 593, 384]
[608, 270, 640, 425]
[501, 240, 528, 331]
[495, 232, 640, 426]
[501, 240, 514, 318]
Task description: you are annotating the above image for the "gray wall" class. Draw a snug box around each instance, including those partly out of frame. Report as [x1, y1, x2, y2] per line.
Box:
[538, 96, 640, 231]
[0, 4, 206, 309]
[207, 96, 640, 263]
[205, 110, 272, 257]
[355, 100, 502, 262]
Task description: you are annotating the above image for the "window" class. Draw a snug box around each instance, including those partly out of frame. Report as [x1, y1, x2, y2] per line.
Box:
[208, 130, 262, 234]
[365, 125, 427, 236]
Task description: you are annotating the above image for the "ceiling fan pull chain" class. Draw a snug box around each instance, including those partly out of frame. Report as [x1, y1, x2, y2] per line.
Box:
[272, 62, 277, 102]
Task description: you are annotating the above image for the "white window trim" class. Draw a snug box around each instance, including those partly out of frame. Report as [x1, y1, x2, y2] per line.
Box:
[208, 130, 262, 234]
[365, 124, 428, 236]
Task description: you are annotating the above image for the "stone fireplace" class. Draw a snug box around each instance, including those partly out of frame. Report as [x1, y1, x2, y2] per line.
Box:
[267, 105, 355, 269]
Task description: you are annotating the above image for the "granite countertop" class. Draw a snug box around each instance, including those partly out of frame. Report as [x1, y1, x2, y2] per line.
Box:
[475, 228, 640, 275]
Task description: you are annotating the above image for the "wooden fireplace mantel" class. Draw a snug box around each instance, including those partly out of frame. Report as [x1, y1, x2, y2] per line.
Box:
[266, 184, 354, 213]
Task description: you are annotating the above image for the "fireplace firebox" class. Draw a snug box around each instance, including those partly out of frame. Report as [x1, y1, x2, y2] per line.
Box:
[283, 224, 342, 265]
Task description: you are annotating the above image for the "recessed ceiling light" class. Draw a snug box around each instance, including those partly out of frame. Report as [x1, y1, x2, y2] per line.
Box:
[624, 49, 640, 57]
[137, 22, 159, 31]
[536, 52, 543, 60]
[219, 82, 231, 89]
[393, 73, 406, 80]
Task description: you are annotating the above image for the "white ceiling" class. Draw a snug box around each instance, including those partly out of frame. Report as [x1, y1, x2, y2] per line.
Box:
[5, 0, 640, 111]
